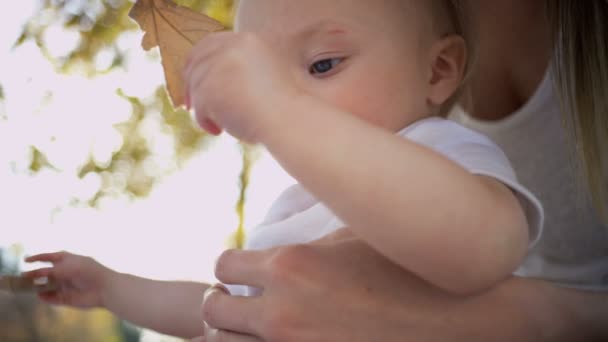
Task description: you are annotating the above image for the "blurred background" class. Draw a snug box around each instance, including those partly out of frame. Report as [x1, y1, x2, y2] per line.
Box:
[0, 0, 293, 340]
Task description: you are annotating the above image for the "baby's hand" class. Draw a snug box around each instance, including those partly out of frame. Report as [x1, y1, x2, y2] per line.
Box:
[23, 251, 112, 309]
[0, 274, 58, 293]
[183, 32, 301, 144]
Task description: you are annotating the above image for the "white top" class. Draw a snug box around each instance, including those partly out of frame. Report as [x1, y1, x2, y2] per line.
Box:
[228, 117, 544, 296]
[450, 69, 608, 290]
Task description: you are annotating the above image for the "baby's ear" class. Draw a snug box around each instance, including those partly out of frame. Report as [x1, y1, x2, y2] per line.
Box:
[427, 35, 467, 107]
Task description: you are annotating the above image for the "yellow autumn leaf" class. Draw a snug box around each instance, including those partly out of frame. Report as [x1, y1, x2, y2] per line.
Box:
[129, 0, 225, 107]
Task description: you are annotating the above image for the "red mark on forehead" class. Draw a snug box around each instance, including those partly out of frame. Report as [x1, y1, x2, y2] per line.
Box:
[327, 28, 346, 35]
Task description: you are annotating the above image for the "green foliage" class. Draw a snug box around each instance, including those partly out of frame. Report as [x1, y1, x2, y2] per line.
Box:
[2, 1, 242, 340]
[30, 147, 56, 173]
[15, 0, 238, 205]
[15, 0, 233, 73]
[204, 0, 235, 27]
[0, 84, 5, 121]
[76, 87, 209, 204]
[3, 1, 244, 338]
[15, 0, 136, 75]
[228, 143, 259, 249]
[174, 0, 208, 12]
[77, 89, 154, 202]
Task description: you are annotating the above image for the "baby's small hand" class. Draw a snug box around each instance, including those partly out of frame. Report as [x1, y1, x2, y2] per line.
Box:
[183, 32, 300, 144]
[0, 275, 58, 293]
[24, 251, 111, 309]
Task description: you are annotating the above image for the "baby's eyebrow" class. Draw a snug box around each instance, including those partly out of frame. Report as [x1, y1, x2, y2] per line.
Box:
[292, 19, 349, 41]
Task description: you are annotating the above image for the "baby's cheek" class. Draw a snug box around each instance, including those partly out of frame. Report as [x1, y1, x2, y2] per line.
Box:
[331, 83, 412, 130]
[314, 81, 387, 127]
[361, 72, 429, 129]
[309, 68, 423, 130]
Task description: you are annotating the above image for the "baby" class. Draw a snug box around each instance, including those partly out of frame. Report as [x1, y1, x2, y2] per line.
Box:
[186, 0, 543, 295]
[25, 0, 544, 339]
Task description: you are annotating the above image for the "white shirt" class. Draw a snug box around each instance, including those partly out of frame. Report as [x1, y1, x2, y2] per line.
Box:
[451, 69, 608, 290]
[228, 117, 544, 296]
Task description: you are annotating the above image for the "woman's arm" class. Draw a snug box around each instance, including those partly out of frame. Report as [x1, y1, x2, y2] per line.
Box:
[202, 230, 608, 342]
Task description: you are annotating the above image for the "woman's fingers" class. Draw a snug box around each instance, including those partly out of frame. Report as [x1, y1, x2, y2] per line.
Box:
[214, 249, 269, 287]
[25, 251, 66, 263]
[205, 328, 262, 342]
[202, 285, 261, 336]
[310, 227, 357, 245]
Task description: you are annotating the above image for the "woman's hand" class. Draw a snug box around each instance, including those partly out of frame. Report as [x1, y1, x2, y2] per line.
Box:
[24, 251, 112, 309]
[183, 31, 301, 143]
[201, 228, 603, 342]
[202, 228, 445, 342]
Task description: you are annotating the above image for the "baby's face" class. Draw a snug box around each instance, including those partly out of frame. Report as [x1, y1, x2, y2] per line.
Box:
[235, 0, 438, 132]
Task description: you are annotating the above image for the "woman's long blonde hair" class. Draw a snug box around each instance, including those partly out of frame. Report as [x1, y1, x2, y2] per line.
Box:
[548, 0, 608, 220]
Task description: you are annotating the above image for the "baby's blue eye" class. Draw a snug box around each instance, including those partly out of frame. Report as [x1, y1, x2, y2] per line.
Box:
[309, 58, 342, 75]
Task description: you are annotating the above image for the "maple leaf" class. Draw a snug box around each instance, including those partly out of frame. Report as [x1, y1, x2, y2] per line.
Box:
[129, 0, 225, 107]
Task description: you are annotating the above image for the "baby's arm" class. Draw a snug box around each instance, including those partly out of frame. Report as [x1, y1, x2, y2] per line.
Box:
[25, 252, 207, 338]
[183, 32, 528, 295]
[103, 272, 208, 338]
[263, 95, 529, 295]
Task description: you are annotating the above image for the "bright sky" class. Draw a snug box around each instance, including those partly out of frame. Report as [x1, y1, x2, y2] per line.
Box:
[0, 1, 293, 289]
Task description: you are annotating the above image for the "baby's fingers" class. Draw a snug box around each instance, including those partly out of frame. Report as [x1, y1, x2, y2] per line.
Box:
[200, 118, 223, 136]
[25, 251, 66, 263]
[38, 291, 68, 306]
[22, 267, 55, 280]
[183, 31, 236, 81]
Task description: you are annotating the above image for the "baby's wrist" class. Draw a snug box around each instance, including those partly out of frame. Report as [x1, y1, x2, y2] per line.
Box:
[98, 266, 119, 308]
[257, 89, 314, 144]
